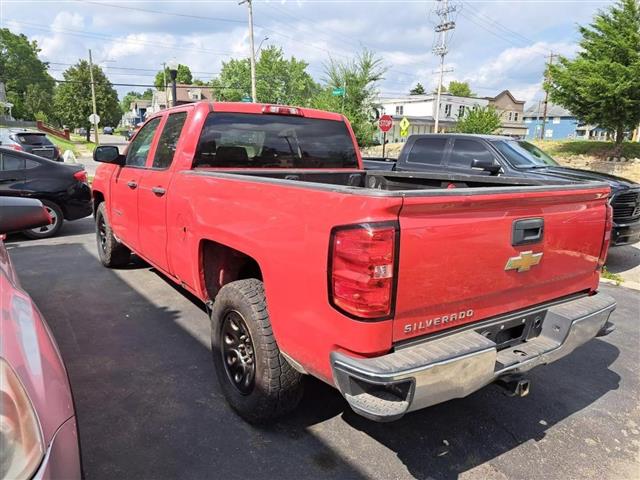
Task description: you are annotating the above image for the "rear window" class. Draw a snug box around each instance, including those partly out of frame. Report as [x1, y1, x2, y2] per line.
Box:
[194, 113, 358, 169]
[14, 134, 52, 146]
[407, 137, 448, 165]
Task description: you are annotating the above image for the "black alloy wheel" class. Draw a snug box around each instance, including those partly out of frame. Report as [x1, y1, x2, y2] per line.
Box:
[221, 310, 256, 395]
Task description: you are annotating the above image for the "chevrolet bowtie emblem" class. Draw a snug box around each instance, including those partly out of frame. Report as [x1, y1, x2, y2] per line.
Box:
[505, 251, 543, 272]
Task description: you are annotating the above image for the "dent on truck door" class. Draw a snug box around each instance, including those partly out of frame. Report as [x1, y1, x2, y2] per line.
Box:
[138, 111, 188, 273]
[109, 117, 161, 251]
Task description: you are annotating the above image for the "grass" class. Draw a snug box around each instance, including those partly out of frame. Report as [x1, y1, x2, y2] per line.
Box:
[601, 266, 624, 286]
[49, 135, 95, 157]
[532, 140, 640, 159]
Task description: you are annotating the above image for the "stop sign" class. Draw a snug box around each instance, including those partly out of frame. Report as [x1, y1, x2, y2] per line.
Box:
[378, 114, 393, 132]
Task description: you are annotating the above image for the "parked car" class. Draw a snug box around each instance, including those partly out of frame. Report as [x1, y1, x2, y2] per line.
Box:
[0, 196, 82, 479]
[0, 147, 92, 239]
[364, 134, 640, 246]
[103, 126, 114, 135]
[91, 101, 615, 423]
[0, 128, 62, 162]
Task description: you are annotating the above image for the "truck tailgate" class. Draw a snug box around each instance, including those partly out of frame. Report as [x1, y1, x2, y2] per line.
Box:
[393, 185, 610, 342]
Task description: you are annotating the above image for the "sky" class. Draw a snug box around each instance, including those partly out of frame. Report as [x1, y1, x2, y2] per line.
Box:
[1, 0, 615, 106]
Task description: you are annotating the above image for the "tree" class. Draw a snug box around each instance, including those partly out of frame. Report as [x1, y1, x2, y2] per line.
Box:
[311, 50, 385, 147]
[410, 83, 426, 95]
[0, 29, 55, 120]
[547, 0, 640, 146]
[447, 81, 474, 97]
[53, 60, 121, 139]
[211, 46, 318, 105]
[120, 91, 142, 113]
[455, 106, 502, 134]
[154, 64, 193, 90]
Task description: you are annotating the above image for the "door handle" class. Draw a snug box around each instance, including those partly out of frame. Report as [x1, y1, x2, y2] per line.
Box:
[151, 186, 166, 197]
[512, 218, 544, 246]
[127, 181, 138, 189]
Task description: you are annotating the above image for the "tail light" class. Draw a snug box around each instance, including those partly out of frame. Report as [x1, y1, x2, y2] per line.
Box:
[597, 203, 613, 270]
[11, 144, 24, 152]
[329, 222, 398, 320]
[73, 170, 88, 184]
[262, 105, 302, 116]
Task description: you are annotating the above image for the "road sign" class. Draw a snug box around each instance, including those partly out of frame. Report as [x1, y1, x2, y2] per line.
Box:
[332, 87, 345, 96]
[378, 115, 393, 132]
[88, 113, 100, 125]
[399, 116, 410, 137]
[241, 96, 253, 103]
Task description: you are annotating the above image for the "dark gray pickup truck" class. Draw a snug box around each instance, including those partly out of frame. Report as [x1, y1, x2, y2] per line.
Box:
[364, 134, 640, 246]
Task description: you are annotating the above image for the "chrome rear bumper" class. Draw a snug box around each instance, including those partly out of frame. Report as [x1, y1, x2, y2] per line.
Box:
[331, 292, 616, 422]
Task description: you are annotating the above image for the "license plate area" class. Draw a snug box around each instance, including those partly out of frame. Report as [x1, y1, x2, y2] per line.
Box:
[474, 311, 546, 351]
[32, 148, 54, 158]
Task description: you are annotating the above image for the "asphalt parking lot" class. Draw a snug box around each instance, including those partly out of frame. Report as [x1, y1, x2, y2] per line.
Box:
[7, 218, 640, 480]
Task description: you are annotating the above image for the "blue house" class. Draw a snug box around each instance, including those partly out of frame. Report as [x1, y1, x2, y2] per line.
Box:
[523, 104, 578, 140]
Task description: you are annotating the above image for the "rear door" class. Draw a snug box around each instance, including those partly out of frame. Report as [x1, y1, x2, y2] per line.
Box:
[137, 111, 188, 272]
[399, 137, 451, 172]
[0, 152, 27, 196]
[393, 184, 610, 342]
[109, 117, 161, 251]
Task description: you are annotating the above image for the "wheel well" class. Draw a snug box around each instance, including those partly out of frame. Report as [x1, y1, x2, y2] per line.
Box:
[201, 240, 263, 301]
[93, 190, 105, 216]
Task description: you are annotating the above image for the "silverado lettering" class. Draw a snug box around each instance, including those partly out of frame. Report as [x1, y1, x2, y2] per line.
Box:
[91, 101, 616, 423]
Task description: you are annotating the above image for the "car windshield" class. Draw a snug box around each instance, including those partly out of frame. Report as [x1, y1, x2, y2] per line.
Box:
[492, 140, 559, 168]
[15, 133, 52, 146]
[194, 112, 358, 169]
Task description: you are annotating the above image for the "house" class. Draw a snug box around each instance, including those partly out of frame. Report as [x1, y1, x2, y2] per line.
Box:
[168, 84, 214, 106]
[376, 93, 489, 143]
[485, 90, 526, 138]
[121, 99, 151, 127]
[0, 82, 14, 120]
[149, 90, 168, 115]
[523, 103, 578, 140]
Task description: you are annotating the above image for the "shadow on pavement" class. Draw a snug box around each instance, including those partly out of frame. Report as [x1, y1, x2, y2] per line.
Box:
[9, 239, 623, 480]
[606, 243, 640, 274]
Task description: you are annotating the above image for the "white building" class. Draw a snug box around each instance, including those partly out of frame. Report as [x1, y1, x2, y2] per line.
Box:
[376, 93, 489, 143]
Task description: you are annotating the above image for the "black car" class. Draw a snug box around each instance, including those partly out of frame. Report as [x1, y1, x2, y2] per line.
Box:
[364, 134, 640, 246]
[0, 147, 92, 238]
[0, 128, 62, 161]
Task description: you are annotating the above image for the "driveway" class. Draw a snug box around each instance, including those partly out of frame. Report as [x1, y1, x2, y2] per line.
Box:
[7, 219, 640, 480]
[78, 133, 128, 177]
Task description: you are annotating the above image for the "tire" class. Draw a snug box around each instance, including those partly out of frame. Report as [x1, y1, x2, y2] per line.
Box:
[95, 202, 131, 268]
[211, 279, 303, 422]
[23, 199, 64, 239]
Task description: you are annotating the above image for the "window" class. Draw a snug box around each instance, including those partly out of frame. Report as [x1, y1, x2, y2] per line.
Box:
[449, 139, 495, 168]
[152, 112, 187, 169]
[395, 105, 403, 115]
[553, 117, 561, 124]
[513, 112, 519, 121]
[508, 112, 513, 121]
[492, 140, 559, 167]
[407, 137, 448, 165]
[444, 104, 452, 117]
[1, 153, 25, 171]
[194, 113, 358, 169]
[545, 129, 553, 138]
[126, 117, 161, 167]
[14, 133, 52, 146]
[458, 105, 465, 118]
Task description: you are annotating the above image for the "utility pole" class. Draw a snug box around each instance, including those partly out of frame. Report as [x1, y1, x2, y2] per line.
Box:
[162, 62, 167, 92]
[239, 0, 257, 103]
[88, 49, 100, 146]
[433, 0, 456, 133]
[540, 51, 557, 140]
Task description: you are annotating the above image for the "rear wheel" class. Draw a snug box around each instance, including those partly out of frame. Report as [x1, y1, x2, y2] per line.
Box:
[95, 202, 131, 268]
[210, 279, 303, 422]
[23, 200, 63, 239]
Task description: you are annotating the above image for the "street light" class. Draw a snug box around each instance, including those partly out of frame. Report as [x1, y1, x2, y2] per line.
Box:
[256, 36, 269, 57]
[167, 58, 178, 107]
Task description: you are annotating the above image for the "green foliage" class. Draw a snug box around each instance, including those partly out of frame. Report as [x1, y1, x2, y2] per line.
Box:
[601, 266, 624, 285]
[0, 28, 55, 120]
[311, 49, 385, 147]
[120, 89, 154, 113]
[446, 80, 474, 97]
[34, 111, 48, 123]
[531, 139, 640, 159]
[53, 60, 121, 129]
[154, 64, 193, 90]
[211, 46, 318, 105]
[409, 83, 426, 95]
[547, 0, 640, 145]
[142, 88, 153, 100]
[455, 106, 502, 134]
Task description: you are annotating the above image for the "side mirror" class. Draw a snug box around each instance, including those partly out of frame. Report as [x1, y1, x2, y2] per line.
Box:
[0, 197, 52, 235]
[471, 158, 501, 174]
[94, 145, 125, 165]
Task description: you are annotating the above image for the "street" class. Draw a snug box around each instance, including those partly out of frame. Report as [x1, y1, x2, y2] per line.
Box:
[7, 218, 640, 480]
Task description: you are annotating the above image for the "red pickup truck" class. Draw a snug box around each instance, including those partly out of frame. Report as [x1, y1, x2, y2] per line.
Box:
[91, 102, 616, 422]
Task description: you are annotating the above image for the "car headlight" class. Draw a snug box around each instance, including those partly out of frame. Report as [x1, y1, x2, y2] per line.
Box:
[0, 358, 44, 480]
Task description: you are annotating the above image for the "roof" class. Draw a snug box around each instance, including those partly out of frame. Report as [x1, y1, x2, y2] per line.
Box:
[485, 90, 525, 105]
[130, 99, 151, 109]
[173, 84, 214, 103]
[524, 103, 573, 118]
